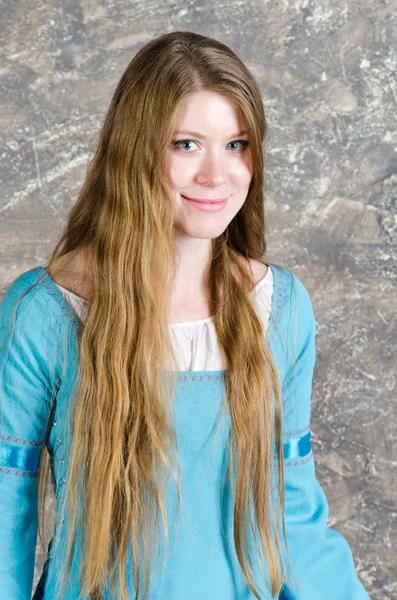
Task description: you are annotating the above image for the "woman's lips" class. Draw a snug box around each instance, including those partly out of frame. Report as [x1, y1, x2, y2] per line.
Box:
[181, 195, 229, 213]
[181, 195, 229, 204]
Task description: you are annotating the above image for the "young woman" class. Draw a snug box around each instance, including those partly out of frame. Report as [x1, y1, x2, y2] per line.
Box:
[0, 31, 371, 600]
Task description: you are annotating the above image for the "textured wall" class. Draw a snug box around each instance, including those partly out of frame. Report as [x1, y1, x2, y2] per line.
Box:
[1, 1, 396, 598]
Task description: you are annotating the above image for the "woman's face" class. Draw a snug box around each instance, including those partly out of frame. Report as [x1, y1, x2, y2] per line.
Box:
[164, 90, 253, 239]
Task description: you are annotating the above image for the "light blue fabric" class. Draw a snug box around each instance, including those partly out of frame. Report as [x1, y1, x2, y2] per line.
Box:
[0, 264, 371, 599]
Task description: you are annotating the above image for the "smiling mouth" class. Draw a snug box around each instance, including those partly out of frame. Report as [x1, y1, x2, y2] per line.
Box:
[181, 195, 229, 204]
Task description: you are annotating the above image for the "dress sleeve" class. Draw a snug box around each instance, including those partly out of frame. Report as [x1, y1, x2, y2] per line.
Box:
[0, 276, 59, 598]
[278, 273, 371, 600]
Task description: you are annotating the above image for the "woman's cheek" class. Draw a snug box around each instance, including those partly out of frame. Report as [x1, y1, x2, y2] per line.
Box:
[170, 158, 197, 188]
[233, 159, 253, 186]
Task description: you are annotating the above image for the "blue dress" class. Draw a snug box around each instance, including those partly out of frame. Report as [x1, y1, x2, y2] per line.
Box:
[0, 263, 371, 599]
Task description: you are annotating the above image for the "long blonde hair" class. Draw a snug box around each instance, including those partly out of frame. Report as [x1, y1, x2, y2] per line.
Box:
[31, 31, 294, 599]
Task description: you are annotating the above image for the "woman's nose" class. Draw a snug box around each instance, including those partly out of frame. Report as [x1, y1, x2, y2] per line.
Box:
[196, 159, 227, 187]
[198, 175, 227, 186]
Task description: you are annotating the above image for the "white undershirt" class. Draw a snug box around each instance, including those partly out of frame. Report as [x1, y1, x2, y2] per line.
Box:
[55, 266, 274, 372]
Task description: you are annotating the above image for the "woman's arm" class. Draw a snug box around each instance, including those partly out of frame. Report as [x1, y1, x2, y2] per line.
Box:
[279, 273, 371, 599]
[0, 276, 57, 598]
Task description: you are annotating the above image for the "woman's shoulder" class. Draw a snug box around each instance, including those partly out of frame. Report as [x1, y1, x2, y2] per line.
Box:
[44, 246, 91, 302]
[0, 268, 64, 360]
[248, 258, 269, 284]
[0, 250, 88, 333]
[266, 263, 316, 330]
[0, 268, 50, 317]
[246, 257, 309, 296]
[268, 262, 312, 297]
[236, 257, 314, 328]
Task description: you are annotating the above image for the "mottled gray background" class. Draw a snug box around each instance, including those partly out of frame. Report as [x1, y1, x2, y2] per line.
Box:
[1, 1, 396, 598]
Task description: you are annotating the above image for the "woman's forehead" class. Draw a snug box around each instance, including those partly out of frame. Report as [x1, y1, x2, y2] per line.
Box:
[173, 91, 247, 136]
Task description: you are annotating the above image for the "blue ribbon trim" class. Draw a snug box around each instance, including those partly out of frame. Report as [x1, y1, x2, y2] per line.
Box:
[283, 430, 311, 460]
[0, 432, 310, 471]
[0, 441, 42, 472]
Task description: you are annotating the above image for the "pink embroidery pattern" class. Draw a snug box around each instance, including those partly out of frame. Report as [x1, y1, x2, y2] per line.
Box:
[0, 466, 37, 477]
[177, 373, 227, 382]
[269, 267, 283, 343]
[283, 424, 310, 437]
[33, 267, 82, 332]
[285, 451, 313, 467]
[0, 434, 43, 446]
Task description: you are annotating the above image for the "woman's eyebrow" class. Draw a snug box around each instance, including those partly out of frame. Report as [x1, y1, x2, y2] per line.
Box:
[174, 130, 248, 139]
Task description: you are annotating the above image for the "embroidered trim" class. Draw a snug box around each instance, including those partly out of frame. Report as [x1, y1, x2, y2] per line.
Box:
[283, 424, 310, 438]
[268, 266, 283, 343]
[0, 434, 43, 446]
[177, 373, 227, 382]
[33, 267, 82, 332]
[0, 466, 38, 477]
[285, 452, 313, 467]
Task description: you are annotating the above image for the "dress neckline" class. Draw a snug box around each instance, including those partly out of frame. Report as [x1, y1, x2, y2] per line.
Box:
[36, 263, 273, 328]
[51, 265, 272, 328]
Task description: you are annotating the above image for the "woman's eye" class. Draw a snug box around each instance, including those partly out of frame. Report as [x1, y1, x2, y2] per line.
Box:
[228, 140, 249, 152]
[171, 139, 249, 152]
[172, 140, 199, 152]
